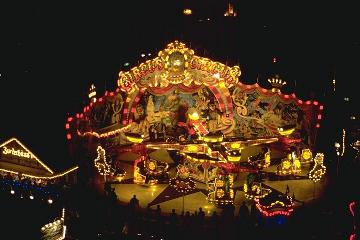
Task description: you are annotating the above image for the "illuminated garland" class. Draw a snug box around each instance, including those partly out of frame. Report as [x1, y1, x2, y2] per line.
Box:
[133, 156, 146, 184]
[169, 176, 196, 193]
[277, 152, 301, 175]
[309, 153, 326, 182]
[41, 208, 66, 240]
[255, 194, 294, 217]
[300, 148, 313, 164]
[243, 182, 271, 200]
[76, 125, 131, 138]
[0, 138, 54, 174]
[0, 166, 78, 180]
[207, 174, 234, 205]
[341, 129, 346, 156]
[169, 164, 196, 193]
[94, 146, 114, 177]
[352, 140, 360, 159]
[248, 149, 271, 169]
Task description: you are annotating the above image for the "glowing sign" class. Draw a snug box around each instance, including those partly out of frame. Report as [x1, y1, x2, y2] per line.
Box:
[2, 146, 32, 159]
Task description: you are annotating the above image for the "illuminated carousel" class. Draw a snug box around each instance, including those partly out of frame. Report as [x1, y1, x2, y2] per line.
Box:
[66, 41, 326, 215]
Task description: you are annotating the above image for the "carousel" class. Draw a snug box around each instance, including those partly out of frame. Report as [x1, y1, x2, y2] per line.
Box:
[66, 41, 325, 216]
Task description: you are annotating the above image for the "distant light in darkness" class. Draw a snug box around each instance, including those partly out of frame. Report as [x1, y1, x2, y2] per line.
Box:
[183, 9, 192, 15]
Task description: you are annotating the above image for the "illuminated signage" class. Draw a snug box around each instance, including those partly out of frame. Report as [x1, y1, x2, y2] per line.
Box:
[2, 146, 32, 159]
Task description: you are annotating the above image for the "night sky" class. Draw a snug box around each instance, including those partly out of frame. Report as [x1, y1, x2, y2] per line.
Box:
[0, 1, 359, 170]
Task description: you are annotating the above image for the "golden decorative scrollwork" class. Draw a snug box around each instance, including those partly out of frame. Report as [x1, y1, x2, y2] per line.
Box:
[117, 41, 241, 92]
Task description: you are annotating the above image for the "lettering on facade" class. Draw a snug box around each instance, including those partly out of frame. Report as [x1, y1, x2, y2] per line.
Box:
[2, 146, 33, 159]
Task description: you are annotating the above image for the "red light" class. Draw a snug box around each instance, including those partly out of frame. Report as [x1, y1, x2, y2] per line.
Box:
[317, 115, 322, 120]
[350, 233, 356, 240]
[313, 101, 319, 106]
[131, 107, 136, 113]
[284, 95, 289, 99]
[67, 117, 73, 122]
[109, 92, 114, 96]
[316, 123, 320, 128]
[349, 201, 356, 217]
[105, 91, 108, 96]
[306, 100, 311, 105]
[76, 113, 80, 118]
[272, 57, 277, 63]
[66, 134, 72, 140]
[116, 88, 120, 92]
[297, 100, 303, 104]
[80, 113, 84, 118]
[124, 108, 128, 114]
[65, 123, 70, 129]
[99, 98, 103, 102]
[319, 105, 324, 110]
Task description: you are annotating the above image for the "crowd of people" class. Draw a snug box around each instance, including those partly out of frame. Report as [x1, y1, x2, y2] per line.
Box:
[0, 170, 65, 202]
[59, 181, 356, 240]
[1, 162, 359, 239]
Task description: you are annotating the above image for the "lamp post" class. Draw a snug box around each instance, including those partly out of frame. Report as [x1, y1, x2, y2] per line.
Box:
[334, 142, 340, 176]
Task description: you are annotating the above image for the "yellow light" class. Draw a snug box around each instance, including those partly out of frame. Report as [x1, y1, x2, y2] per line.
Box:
[188, 111, 199, 120]
[188, 145, 198, 152]
[183, 8, 192, 15]
[265, 152, 271, 165]
[231, 143, 240, 149]
[218, 81, 226, 89]
[216, 180, 224, 187]
[126, 135, 144, 143]
[283, 160, 290, 169]
[302, 149, 312, 161]
[148, 161, 156, 171]
[216, 189, 224, 198]
[203, 135, 223, 143]
[48, 199, 53, 204]
[278, 128, 295, 136]
[227, 155, 241, 162]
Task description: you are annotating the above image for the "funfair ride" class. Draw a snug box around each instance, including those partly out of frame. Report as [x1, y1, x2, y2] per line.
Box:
[65, 41, 323, 207]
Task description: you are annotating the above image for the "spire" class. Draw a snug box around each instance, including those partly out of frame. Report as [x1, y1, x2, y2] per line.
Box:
[88, 84, 97, 103]
[267, 74, 287, 93]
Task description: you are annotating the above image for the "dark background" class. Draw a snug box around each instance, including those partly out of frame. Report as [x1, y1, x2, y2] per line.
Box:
[0, 1, 359, 170]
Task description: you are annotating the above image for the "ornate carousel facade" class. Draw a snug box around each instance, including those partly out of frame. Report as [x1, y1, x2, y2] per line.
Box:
[66, 41, 325, 216]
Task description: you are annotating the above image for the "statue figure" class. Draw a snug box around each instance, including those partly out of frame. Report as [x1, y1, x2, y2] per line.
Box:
[111, 94, 124, 124]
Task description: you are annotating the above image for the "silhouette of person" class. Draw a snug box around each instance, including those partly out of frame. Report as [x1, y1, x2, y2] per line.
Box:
[170, 209, 178, 225]
[198, 207, 205, 223]
[239, 201, 250, 218]
[286, 184, 290, 195]
[155, 204, 162, 220]
[129, 194, 139, 213]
